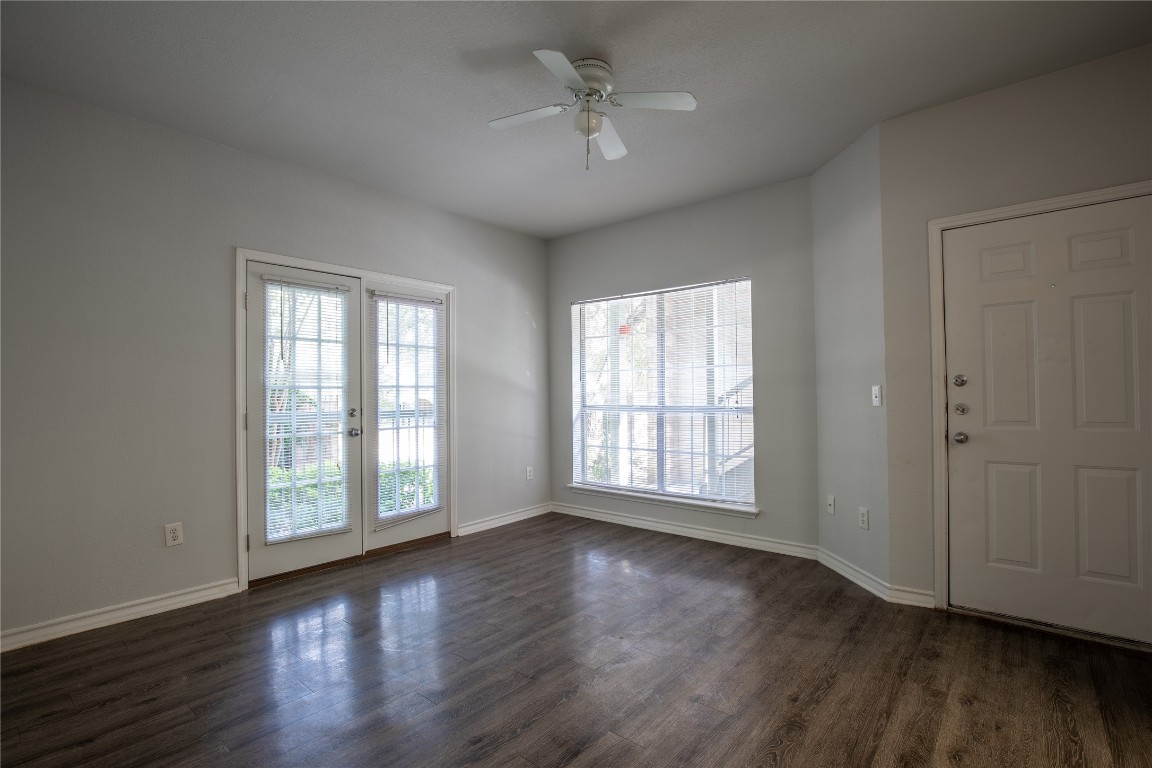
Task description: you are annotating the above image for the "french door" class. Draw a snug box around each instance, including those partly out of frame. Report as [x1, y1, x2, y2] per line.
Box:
[246, 264, 363, 580]
[244, 258, 450, 581]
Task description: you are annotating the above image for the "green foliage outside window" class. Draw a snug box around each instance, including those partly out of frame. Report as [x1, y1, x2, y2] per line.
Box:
[379, 461, 436, 515]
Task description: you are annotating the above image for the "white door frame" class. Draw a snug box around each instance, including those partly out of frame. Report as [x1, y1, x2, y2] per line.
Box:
[928, 180, 1151, 610]
[234, 247, 459, 590]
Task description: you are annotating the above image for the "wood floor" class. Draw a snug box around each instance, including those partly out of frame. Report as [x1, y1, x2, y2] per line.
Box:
[2, 513, 1149, 767]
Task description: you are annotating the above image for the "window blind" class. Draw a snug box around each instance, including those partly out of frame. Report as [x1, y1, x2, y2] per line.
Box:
[368, 294, 447, 529]
[263, 280, 351, 543]
[571, 279, 754, 505]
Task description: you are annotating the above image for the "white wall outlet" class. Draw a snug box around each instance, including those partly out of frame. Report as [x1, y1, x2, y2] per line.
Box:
[858, 507, 869, 530]
[826, 495, 835, 515]
[525, 466, 534, 481]
[165, 522, 184, 547]
[871, 385, 883, 407]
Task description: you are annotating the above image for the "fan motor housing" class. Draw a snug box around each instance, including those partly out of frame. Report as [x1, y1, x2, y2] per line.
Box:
[571, 58, 614, 97]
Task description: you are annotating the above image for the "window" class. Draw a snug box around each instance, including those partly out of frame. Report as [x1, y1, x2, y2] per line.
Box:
[368, 292, 447, 529]
[571, 279, 754, 507]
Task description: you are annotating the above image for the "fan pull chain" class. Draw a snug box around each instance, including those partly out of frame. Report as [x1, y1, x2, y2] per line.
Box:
[585, 109, 591, 171]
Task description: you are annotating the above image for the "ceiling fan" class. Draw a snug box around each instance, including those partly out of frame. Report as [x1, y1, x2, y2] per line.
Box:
[489, 49, 697, 166]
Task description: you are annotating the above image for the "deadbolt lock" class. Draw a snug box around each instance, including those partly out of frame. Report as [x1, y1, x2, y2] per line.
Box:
[952, 374, 968, 387]
[953, 403, 969, 415]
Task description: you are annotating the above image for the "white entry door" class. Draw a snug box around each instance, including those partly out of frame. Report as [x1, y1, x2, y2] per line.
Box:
[246, 263, 364, 580]
[944, 194, 1151, 642]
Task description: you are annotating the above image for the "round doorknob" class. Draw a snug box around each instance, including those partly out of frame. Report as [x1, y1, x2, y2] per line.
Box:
[953, 431, 969, 444]
[348, 427, 362, 437]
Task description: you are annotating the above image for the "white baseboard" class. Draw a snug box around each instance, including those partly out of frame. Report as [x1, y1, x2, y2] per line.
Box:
[817, 548, 890, 601]
[457, 503, 553, 536]
[554, 501, 935, 609]
[2, 501, 937, 653]
[817, 548, 936, 608]
[886, 584, 936, 608]
[553, 502, 819, 561]
[1, 578, 240, 652]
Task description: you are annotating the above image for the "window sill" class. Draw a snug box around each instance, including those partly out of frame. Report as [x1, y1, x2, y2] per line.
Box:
[566, 484, 760, 519]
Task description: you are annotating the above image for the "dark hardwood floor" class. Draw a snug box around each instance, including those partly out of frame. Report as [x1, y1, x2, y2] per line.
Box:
[2, 513, 1149, 767]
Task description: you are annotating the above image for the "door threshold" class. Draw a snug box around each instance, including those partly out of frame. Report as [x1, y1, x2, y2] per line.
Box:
[249, 531, 451, 589]
[949, 605, 1150, 653]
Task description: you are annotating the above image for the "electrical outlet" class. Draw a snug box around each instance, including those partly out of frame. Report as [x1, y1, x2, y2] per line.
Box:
[165, 522, 184, 547]
[826, 495, 835, 515]
[525, 466, 534, 481]
[858, 507, 869, 530]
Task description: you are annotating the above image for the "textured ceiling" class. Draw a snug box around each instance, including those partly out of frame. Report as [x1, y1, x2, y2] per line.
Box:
[3, 2, 1150, 238]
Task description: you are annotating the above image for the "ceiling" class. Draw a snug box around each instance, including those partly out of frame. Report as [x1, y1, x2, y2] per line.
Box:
[3, 2, 1150, 239]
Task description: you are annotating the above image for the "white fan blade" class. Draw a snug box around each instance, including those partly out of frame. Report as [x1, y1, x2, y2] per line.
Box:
[611, 92, 697, 111]
[596, 115, 627, 160]
[533, 49, 587, 91]
[489, 104, 568, 130]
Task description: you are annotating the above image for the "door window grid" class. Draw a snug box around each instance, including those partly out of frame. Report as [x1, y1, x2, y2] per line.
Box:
[263, 283, 350, 542]
[371, 298, 445, 526]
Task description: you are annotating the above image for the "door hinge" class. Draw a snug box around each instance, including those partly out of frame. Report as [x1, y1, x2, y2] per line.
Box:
[244, 411, 248, 430]
[244, 291, 248, 310]
[246, 534, 250, 552]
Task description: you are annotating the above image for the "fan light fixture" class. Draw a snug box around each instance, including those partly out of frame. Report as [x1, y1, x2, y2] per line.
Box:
[489, 50, 697, 169]
[574, 100, 603, 139]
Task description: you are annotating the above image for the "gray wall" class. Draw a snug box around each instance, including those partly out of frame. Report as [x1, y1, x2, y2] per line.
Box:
[811, 126, 889, 581]
[548, 179, 818, 549]
[1, 82, 551, 631]
[5, 43, 1148, 635]
[878, 44, 1152, 590]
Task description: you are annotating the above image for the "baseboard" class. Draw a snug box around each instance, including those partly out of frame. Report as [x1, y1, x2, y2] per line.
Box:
[457, 503, 553, 536]
[553, 501, 934, 609]
[886, 584, 936, 608]
[817, 548, 936, 608]
[1, 578, 240, 652]
[1, 502, 937, 653]
[553, 502, 819, 561]
[817, 548, 890, 601]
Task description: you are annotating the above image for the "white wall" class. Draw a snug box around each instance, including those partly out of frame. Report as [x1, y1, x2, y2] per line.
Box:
[547, 179, 817, 550]
[1, 81, 551, 632]
[811, 126, 889, 581]
[878, 44, 1152, 590]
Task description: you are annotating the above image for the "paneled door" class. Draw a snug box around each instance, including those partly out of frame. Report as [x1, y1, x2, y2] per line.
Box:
[944, 195, 1151, 642]
[246, 263, 364, 580]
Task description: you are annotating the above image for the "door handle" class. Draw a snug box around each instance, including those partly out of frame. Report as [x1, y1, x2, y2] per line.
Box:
[953, 431, 969, 444]
[348, 427, 362, 438]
